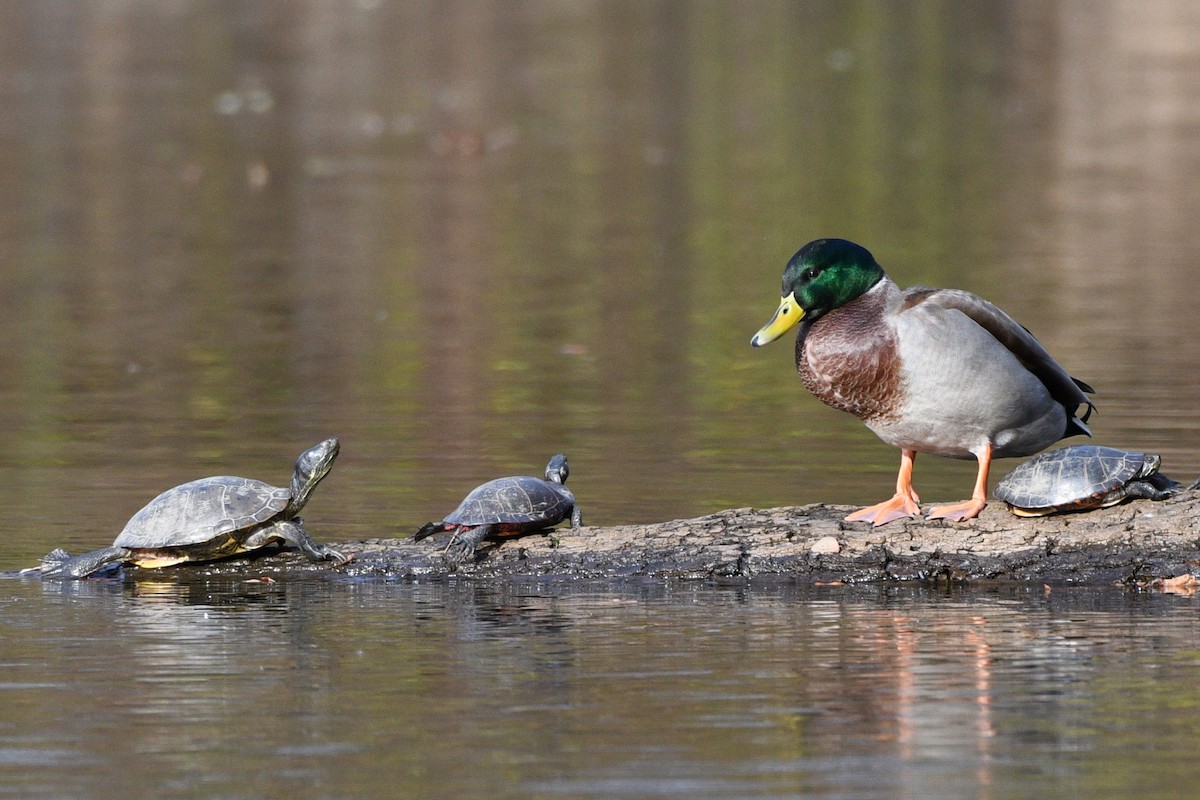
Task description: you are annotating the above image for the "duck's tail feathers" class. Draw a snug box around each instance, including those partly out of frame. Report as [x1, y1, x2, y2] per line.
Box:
[1066, 402, 1095, 439]
[1072, 377, 1097, 424]
[1063, 373, 1096, 437]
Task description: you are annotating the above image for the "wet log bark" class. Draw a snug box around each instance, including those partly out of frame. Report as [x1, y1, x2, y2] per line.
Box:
[309, 489, 1200, 587]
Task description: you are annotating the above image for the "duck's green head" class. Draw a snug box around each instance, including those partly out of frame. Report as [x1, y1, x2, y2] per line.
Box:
[751, 238, 885, 347]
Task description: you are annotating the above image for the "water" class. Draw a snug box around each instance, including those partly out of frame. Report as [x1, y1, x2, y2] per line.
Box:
[3, 577, 1200, 799]
[3, 1, 1200, 797]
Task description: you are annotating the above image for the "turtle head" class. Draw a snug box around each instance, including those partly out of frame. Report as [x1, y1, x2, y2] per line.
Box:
[289, 438, 340, 512]
[545, 453, 569, 485]
[751, 238, 885, 346]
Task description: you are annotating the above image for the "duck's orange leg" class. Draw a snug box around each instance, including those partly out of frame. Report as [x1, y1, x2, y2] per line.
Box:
[927, 443, 991, 522]
[845, 449, 922, 527]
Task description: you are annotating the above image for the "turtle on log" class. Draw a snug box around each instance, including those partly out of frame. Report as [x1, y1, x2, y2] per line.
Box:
[994, 445, 1188, 517]
[413, 453, 582, 563]
[33, 438, 347, 579]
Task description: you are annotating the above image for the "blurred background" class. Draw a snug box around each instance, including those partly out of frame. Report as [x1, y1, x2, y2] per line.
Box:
[2, 0, 1200, 565]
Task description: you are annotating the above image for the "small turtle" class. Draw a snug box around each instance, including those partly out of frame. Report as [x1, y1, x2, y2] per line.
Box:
[413, 453, 583, 563]
[994, 445, 1183, 517]
[34, 439, 347, 579]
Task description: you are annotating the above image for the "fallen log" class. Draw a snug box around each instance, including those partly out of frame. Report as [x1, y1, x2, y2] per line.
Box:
[35, 490, 1200, 587]
[299, 488, 1200, 586]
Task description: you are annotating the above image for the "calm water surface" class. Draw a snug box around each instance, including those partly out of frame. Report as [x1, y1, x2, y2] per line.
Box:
[3, 1, 1200, 797]
[3, 577, 1200, 799]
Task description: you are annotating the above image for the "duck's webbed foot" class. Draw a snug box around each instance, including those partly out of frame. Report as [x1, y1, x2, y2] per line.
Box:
[927, 497, 987, 522]
[845, 449, 922, 527]
[927, 443, 991, 522]
[844, 492, 921, 527]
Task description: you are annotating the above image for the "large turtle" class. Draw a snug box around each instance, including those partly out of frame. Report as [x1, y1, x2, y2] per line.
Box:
[413, 453, 582, 563]
[35, 438, 347, 579]
[994, 445, 1185, 517]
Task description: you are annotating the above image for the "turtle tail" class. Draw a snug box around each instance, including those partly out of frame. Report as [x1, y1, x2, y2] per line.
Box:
[412, 522, 444, 542]
[37, 546, 131, 580]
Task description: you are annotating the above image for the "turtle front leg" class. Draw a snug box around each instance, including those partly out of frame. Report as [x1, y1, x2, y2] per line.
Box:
[445, 524, 494, 564]
[255, 519, 348, 566]
[570, 506, 584, 528]
[35, 546, 132, 580]
[1125, 473, 1185, 502]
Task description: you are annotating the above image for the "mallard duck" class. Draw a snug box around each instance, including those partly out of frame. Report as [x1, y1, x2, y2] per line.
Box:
[751, 238, 1094, 526]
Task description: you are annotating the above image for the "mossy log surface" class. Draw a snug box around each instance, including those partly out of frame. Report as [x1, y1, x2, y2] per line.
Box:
[203, 490, 1200, 587]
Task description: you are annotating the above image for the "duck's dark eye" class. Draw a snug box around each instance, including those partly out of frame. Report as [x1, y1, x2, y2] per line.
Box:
[804, 267, 819, 280]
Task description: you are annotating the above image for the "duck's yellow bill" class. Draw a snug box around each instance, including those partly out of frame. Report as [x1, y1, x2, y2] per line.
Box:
[751, 292, 804, 347]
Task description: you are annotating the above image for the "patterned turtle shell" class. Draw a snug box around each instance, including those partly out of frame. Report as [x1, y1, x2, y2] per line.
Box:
[114, 476, 292, 548]
[442, 473, 576, 530]
[994, 445, 1180, 516]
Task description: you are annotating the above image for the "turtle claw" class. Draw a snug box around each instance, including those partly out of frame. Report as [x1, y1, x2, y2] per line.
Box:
[442, 525, 492, 565]
[416, 527, 504, 565]
[319, 546, 353, 567]
[443, 540, 479, 565]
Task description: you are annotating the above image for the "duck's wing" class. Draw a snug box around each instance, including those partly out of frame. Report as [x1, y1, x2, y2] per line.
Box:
[903, 288, 1095, 429]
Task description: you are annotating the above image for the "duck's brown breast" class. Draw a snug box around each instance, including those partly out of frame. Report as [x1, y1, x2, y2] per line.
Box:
[796, 285, 904, 423]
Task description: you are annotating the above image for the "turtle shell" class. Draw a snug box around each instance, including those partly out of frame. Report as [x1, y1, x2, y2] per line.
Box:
[994, 446, 1154, 513]
[443, 475, 575, 528]
[114, 475, 291, 549]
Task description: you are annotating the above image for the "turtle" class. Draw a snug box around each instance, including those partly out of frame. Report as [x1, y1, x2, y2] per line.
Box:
[413, 453, 583, 563]
[34, 438, 347, 579]
[994, 445, 1184, 517]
